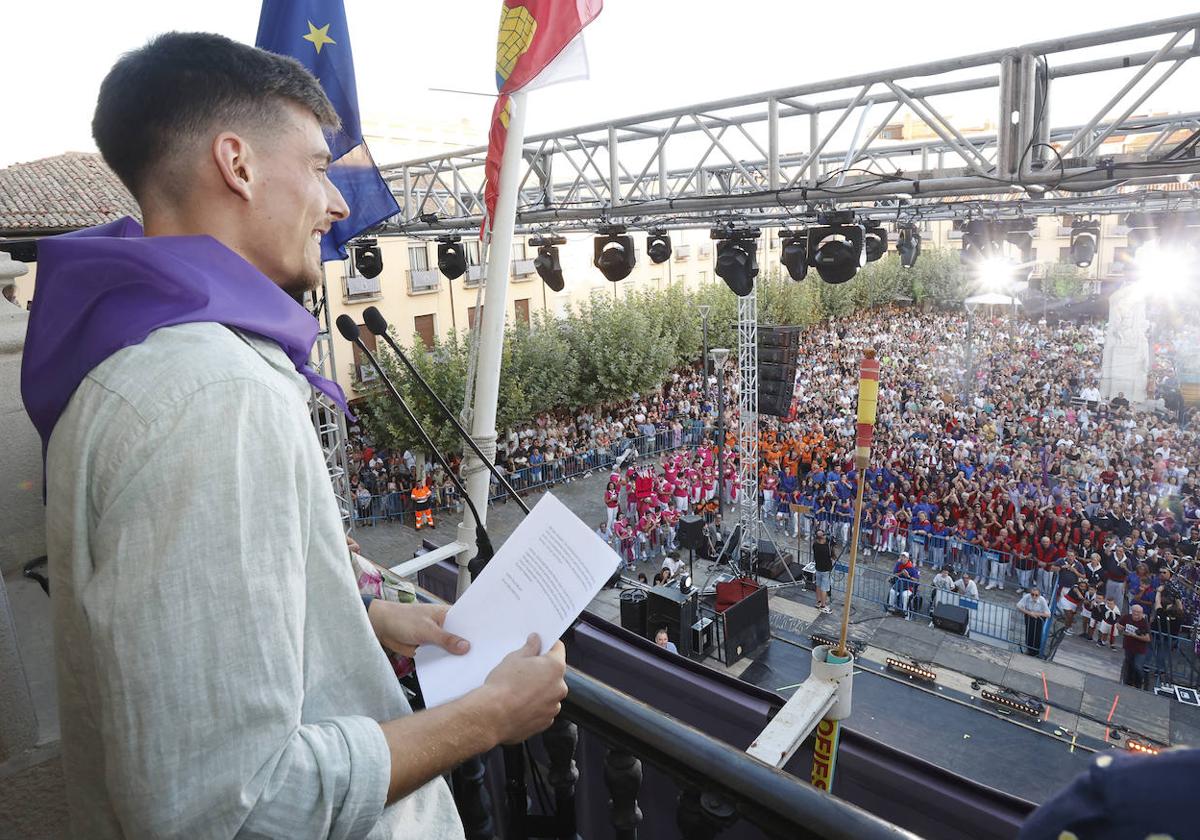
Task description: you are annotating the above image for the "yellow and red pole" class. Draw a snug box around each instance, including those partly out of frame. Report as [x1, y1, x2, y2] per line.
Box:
[813, 350, 879, 793]
[835, 349, 880, 658]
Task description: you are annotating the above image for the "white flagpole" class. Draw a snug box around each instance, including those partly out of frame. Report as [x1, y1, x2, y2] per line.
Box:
[455, 91, 528, 597]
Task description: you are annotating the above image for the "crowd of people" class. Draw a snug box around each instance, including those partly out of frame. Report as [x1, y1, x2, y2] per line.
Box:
[349, 304, 1199, 688]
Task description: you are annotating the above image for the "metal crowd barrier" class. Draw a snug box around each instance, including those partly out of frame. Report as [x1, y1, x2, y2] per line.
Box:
[825, 563, 1041, 651]
[349, 428, 705, 526]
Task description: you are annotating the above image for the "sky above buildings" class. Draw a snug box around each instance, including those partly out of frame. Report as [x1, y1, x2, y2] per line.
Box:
[4, 1, 1199, 169]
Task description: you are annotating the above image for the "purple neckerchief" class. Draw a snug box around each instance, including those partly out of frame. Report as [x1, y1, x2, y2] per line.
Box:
[21, 217, 351, 459]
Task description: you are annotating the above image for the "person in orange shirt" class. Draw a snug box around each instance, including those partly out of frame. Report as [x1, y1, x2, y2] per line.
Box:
[411, 482, 434, 529]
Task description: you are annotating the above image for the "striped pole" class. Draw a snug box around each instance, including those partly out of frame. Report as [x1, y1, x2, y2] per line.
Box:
[811, 350, 878, 794]
[835, 349, 880, 659]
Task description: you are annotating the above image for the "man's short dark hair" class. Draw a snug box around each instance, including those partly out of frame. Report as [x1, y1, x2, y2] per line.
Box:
[92, 32, 340, 199]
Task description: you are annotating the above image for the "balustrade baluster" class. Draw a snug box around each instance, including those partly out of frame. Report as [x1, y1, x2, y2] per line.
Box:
[677, 787, 738, 839]
[603, 746, 643, 840]
[542, 715, 579, 839]
[503, 743, 529, 838]
[452, 755, 495, 840]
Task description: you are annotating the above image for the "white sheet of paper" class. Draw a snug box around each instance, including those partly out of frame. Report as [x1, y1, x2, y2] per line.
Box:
[414, 492, 618, 708]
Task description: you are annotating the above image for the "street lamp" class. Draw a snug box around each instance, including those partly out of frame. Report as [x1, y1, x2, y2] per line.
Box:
[697, 305, 711, 385]
[709, 347, 730, 524]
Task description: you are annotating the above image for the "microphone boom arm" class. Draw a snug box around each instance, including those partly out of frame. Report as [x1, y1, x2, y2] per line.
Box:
[362, 306, 530, 516]
[336, 316, 495, 576]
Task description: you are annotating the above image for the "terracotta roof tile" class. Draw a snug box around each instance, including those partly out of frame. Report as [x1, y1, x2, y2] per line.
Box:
[0, 152, 140, 234]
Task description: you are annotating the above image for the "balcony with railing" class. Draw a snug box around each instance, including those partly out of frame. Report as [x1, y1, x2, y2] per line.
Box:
[408, 268, 440, 294]
[344, 273, 382, 301]
[512, 258, 536, 279]
[464, 264, 486, 287]
[416, 561, 1034, 840]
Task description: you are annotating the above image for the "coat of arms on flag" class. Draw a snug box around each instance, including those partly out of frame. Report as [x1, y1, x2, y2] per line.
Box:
[483, 0, 603, 237]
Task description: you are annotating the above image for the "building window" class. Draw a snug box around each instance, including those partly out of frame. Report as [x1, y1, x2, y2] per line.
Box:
[468, 305, 485, 330]
[698, 270, 708, 285]
[1058, 246, 1072, 264]
[514, 298, 530, 326]
[414, 314, 436, 348]
[407, 243, 439, 293]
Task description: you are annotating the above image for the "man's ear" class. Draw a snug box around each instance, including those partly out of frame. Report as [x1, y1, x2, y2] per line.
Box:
[212, 131, 255, 202]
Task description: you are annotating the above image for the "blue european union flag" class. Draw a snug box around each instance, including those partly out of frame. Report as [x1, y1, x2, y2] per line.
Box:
[256, 0, 399, 261]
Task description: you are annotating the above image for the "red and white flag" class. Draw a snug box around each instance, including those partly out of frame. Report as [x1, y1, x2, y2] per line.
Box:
[483, 0, 603, 236]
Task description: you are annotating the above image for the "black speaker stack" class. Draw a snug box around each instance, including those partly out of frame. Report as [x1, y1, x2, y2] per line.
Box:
[758, 327, 801, 417]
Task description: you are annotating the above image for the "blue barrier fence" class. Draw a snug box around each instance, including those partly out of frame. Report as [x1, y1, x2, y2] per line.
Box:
[826, 563, 1048, 653]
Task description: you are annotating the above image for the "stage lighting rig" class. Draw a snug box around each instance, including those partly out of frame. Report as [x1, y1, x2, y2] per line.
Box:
[436, 236, 467, 280]
[710, 222, 761, 297]
[896, 224, 921, 269]
[863, 221, 888, 263]
[1004, 218, 1036, 265]
[885, 658, 937, 683]
[980, 688, 1043, 718]
[352, 238, 383, 279]
[806, 210, 865, 285]
[959, 219, 1000, 265]
[646, 228, 672, 264]
[1068, 220, 1100, 268]
[594, 224, 637, 282]
[530, 234, 567, 292]
[780, 228, 808, 281]
[1125, 738, 1161, 756]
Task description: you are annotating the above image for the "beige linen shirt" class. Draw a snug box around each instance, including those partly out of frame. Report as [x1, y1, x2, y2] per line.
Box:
[46, 322, 463, 839]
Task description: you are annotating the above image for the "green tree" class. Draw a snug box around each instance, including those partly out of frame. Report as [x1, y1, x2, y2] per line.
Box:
[1042, 262, 1087, 299]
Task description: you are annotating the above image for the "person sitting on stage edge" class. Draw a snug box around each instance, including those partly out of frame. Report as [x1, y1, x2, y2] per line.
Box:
[25, 33, 568, 839]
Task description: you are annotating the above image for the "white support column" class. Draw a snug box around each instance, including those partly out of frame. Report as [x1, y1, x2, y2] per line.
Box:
[457, 92, 528, 596]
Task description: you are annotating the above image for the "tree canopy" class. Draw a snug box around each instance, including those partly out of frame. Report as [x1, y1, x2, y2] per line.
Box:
[359, 245, 1041, 454]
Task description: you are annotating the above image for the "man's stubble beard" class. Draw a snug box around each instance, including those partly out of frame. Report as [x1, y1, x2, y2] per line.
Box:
[280, 260, 323, 298]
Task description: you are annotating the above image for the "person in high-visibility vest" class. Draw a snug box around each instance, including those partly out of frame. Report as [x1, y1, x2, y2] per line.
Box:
[411, 482, 434, 529]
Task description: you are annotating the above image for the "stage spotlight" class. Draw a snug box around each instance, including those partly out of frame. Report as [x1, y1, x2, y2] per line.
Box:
[885, 658, 937, 682]
[1126, 738, 1161, 756]
[863, 222, 888, 262]
[711, 223, 761, 297]
[1135, 241, 1195, 295]
[807, 211, 865, 285]
[594, 226, 636, 282]
[646, 229, 672, 264]
[780, 229, 808, 281]
[1069, 220, 1099, 268]
[980, 689, 1043, 718]
[530, 234, 567, 292]
[353, 238, 383, 279]
[436, 237, 467, 280]
[959, 219, 999, 265]
[897, 225, 921, 268]
[977, 256, 1018, 291]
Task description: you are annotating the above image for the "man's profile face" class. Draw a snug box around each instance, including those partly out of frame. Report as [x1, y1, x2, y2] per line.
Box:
[240, 102, 349, 295]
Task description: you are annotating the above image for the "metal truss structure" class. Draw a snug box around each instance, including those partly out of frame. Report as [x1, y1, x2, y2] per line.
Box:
[309, 274, 353, 527]
[321, 15, 1200, 547]
[736, 291, 759, 573]
[380, 14, 1200, 236]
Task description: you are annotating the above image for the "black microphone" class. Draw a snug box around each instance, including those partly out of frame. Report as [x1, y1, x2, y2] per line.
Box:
[361, 306, 530, 515]
[335, 314, 494, 577]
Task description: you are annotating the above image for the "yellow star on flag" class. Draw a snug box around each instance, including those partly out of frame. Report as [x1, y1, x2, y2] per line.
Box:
[302, 21, 336, 54]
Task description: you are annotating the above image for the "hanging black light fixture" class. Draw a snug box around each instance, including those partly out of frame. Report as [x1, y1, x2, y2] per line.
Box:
[593, 225, 637, 282]
[710, 222, 760, 296]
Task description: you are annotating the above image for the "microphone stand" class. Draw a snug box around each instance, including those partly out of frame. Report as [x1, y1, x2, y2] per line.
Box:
[361, 306, 531, 515]
[335, 315, 495, 576]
